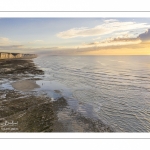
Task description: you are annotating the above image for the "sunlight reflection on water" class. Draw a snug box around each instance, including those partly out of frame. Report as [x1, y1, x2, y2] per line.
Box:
[34, 55, 150, 132]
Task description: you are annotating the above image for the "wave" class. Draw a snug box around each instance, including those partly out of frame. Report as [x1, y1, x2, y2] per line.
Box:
[34, 56, 150, 132]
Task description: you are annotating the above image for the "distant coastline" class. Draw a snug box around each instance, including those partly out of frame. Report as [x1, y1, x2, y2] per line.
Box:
[0, 52, 37, 59]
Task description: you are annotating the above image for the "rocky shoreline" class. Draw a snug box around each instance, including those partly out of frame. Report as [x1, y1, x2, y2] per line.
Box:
[0, 58, 113, 132]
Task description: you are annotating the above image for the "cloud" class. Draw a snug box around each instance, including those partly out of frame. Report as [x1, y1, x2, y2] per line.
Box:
[0, 45, 25, 50]
[29, 40, 44, 44]
[57, 20, 150, 39]
[81, 36, 141, 49]
[0, 37, 19, 45]
[103, 19, 118, 23]
[0, 37, 10, 45]
[101, 36, 141, 44]
[138, 29, 150, 41]
[0, 43, 61, 54]
[93, 36, 102, 40]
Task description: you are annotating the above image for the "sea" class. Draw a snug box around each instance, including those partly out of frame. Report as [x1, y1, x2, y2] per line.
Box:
[33, 55, 150, 132]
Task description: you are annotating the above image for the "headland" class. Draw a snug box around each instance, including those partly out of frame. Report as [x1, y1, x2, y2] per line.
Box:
[0, 52, 37, 59]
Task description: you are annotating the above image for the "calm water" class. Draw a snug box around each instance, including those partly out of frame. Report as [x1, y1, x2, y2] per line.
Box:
[34, 55, 150, 132]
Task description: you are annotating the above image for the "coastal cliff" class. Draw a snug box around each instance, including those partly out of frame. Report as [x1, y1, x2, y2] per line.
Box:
[0, 52, 37, 59]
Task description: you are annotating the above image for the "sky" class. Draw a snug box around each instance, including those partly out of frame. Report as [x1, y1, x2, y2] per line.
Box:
[0, 18, 150, 55]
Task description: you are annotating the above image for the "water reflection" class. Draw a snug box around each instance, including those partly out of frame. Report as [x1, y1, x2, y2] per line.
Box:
[34, 56, 150, 132]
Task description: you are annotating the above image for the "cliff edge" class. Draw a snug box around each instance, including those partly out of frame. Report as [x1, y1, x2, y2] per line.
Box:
[0, 52, 37, 59]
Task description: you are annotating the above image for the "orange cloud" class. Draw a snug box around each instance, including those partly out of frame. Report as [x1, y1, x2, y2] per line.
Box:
[77, 41, 150, 55]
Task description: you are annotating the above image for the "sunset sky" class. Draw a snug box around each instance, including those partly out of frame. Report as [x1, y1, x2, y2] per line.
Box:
[0, 18, 150, 55]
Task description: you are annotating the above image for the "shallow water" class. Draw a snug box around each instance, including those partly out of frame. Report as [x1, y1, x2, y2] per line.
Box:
[34, 55, 150, 132]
